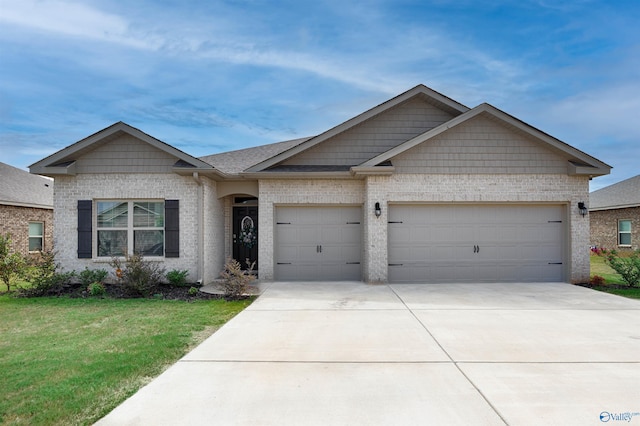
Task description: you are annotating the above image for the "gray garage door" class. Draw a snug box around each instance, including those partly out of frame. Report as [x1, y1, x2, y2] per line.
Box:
[275, 206, 362, 281]
[388, 204, 565, 283]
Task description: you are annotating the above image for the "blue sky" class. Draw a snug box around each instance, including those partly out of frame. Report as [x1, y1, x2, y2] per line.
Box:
[1, 0, 638, 191]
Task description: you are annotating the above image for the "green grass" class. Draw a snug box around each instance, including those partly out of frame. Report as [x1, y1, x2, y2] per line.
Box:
[589, 254, 640, 299]
[0, 295, 251, 425]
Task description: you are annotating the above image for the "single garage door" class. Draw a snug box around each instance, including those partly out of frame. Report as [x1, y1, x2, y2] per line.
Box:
[388, 204, 565, 283]
[275, 206, 362, 281]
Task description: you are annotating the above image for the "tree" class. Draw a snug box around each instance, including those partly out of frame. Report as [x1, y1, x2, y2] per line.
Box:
[0, 234, 26, 292]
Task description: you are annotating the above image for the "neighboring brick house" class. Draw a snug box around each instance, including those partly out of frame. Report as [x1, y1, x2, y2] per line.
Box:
[30, 85, 610, 284]
[0, 162, 54, 256]
[589, 174, 640, 252]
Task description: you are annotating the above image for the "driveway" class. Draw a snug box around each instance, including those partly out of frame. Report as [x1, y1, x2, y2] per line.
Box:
[96, 282, 640, 426]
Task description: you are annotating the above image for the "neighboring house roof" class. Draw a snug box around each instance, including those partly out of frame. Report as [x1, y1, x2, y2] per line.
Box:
[199, 137, 310, 174]
[0, 162, 53, 209]
[590, 174, 640, 211]
[29, 121, 225, 178]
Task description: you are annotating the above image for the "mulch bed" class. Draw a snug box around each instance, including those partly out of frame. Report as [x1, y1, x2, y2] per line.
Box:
[32, 282, 222, 301]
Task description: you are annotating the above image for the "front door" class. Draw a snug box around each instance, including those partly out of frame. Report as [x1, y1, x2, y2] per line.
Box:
[233, 206, 258, 271]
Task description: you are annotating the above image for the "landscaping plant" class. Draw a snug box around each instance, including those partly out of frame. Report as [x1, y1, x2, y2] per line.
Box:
[111, 253, 166, 297]
[166, 269, 190, 287]
[604, 249, 640, 287]
[0, 233, 25, 293]
[18, 251, 75, 297]
[220, 258, 254, 300]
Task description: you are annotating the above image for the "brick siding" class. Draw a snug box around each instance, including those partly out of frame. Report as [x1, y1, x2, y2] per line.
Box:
[0, 204, 53, 256]
[590, 207, 640, 251]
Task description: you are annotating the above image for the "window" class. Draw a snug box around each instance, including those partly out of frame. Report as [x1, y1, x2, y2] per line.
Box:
[97, 201, 165, 257]
[618, 220, 632, 246]
[28, 222, 44, 251]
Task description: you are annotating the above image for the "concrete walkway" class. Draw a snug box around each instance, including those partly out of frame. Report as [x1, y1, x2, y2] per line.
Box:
[96, 282, 640, 426]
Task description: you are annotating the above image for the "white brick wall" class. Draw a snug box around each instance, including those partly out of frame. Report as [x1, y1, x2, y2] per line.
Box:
[53, 173, 216, 282]
[363, 173, 590, 283]
[258, 179, 365, 280]
[258, 174, 589, 283]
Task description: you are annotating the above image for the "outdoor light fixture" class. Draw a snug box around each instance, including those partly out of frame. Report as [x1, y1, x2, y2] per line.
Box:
[375, 202, 382, 218]
[578, 201, 588, 217]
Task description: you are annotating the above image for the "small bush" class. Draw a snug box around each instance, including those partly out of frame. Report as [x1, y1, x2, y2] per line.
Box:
[166, 269, 189, 287]
[79, 268, 108, 286]
[18, 251, 75, 297]
[590, 275, 606, 286]
[87, 282, 106, 297]
[220, 258, 254, 300]
[188, 286, 199, 296]
[605, 250, 640, 287]
[111, 253, 166, 297]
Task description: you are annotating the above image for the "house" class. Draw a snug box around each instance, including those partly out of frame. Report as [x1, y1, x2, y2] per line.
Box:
[30, 85, 610, 284]
[589, 174, 640, 251]
[0, 162, 54, 255]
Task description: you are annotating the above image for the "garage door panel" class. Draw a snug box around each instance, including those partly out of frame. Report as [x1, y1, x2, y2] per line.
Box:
[388, 204, 565, 283]
[275, 206, 362, 281]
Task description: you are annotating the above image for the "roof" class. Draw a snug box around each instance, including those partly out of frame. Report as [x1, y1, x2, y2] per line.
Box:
[199, 137, 310, 174]
[29, 121, 222, 178]
[0, 162, 53, 209]
[245, 84, 470, 173]
[590, 174, 640, 210]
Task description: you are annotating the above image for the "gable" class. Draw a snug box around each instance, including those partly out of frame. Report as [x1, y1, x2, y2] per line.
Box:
[279, 96, 457, 168]
[391, 114, 569, 174]
[74, 134, 179, 173]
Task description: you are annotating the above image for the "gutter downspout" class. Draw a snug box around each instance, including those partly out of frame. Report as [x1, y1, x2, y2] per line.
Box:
[192, 172, 204, 284]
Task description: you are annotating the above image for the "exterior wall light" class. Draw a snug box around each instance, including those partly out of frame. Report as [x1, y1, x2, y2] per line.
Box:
[375, 202, 382, 218]
[578, 201, 588, 217]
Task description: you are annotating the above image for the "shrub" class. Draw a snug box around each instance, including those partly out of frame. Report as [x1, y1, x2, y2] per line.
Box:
[188, 286, 199, 296]
[78, 267, 108, 286]
[590, 275, 606, 286]
[220, 258, 254, 300]
[110, 253, 166, 297]
[605, 250, 640, 287]
[18, 251, 75, 297]
[87, 282, 106, 297]
[166, 269, 189, 287]
[0, 233, 26, 292]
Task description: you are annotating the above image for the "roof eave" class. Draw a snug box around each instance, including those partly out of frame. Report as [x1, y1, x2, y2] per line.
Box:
[30, 161, 77, 177]
[239, 171, 353, 179]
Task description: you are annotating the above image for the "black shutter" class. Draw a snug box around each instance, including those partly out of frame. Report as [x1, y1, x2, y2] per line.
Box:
[165, 200, 179, 258]
[77, 200, 92, 258]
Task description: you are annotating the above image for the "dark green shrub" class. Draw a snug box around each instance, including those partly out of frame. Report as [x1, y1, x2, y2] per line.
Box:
[220, 258, 254, 300]
[605, 250, 640, 287]
[79, 267, 108, 286]
[166, 269, 189, 287]
[111, 253, 166, 297]
[87, 282, 106, 297]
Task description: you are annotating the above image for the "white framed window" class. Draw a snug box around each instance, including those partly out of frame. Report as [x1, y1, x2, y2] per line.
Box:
[96, 201, 165, 257]
[28, 222, 44, 252]
[618, 220, 632, 246]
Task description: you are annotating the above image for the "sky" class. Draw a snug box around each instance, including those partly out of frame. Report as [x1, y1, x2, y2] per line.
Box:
[0, 0, 638, 191]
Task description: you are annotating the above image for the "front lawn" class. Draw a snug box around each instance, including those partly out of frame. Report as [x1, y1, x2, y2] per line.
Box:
[589, 255, 640, 299]
[0, 295, 251, 425]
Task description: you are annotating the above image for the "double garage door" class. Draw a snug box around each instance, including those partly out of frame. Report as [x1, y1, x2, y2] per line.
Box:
[275, 206, 362, 281]
[274, 204, 565, 282]
[388, 204, 566, 283]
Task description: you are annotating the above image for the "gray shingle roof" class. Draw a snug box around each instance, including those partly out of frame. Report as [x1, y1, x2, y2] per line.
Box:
[590, 174, 640, 210]
[0, 162, 53, 208]
[199, 137, 311, 174]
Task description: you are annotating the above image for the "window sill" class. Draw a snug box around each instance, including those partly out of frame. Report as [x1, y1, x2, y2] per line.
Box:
[92, 257, 166, 263]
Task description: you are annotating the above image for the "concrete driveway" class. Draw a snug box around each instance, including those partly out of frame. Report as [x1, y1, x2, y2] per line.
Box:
[96, 282, 640, 426]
